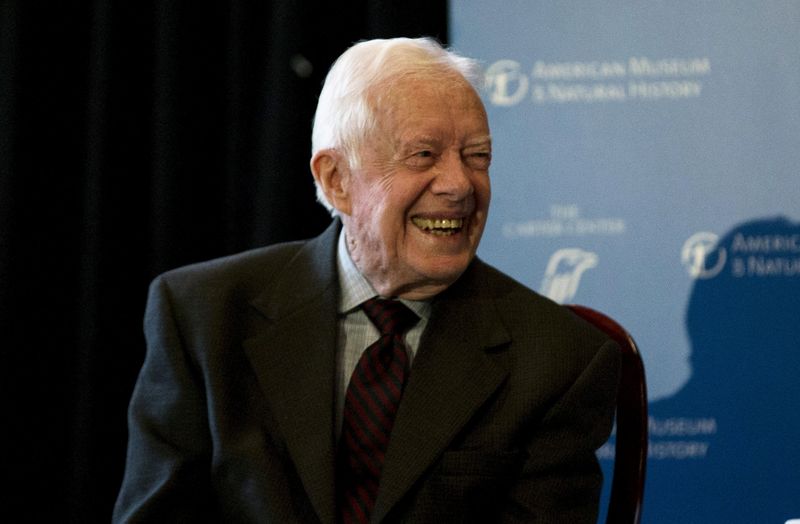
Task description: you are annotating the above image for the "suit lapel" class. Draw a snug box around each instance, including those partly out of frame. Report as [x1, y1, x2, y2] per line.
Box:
[243, 221, 341, 524]
[240, 229, 512, 524]
[372, 261, 512, 522]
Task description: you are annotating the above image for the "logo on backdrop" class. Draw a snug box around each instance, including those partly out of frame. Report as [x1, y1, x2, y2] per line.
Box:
[681, 232, 726, 279]
[483, 56, 710, 106]
[484, 60, 529, 106]
[502, 204, 626, 239]
[541, 248, 598, 303]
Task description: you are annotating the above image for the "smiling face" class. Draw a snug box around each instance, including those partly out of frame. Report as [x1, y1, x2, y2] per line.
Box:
[318, 73, 492, 300]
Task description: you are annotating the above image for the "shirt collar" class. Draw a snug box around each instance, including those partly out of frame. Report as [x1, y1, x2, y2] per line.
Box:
[337, 229, 375, 314]
[336, 229, 431, 320]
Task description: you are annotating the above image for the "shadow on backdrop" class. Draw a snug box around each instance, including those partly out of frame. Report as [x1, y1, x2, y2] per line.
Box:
[647, 216, 800, 523]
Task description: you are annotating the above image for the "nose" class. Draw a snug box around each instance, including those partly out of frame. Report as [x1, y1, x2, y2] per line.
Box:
[430, 152, 474, 201]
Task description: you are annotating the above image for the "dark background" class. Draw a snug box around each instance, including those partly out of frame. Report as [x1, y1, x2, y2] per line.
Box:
[0, 2, 447, 521]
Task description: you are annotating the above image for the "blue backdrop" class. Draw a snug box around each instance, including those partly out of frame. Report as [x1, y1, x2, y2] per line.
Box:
[450, 2, 800, 522]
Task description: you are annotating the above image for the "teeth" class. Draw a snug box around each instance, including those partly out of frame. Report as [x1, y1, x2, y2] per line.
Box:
[412, 217, 464, 232]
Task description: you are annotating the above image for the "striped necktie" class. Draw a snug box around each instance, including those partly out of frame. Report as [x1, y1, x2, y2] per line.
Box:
[337, 297, 419, 523]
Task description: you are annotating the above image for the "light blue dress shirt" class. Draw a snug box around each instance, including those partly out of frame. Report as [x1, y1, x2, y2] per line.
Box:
[334, 230, 431, 439]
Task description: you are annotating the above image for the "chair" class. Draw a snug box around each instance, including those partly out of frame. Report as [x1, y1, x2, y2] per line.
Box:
[567, 305, 648, 524]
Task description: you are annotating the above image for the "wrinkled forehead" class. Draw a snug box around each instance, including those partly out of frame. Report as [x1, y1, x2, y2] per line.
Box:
[376, 67, 479, 103]
[368, 71, 488, 133]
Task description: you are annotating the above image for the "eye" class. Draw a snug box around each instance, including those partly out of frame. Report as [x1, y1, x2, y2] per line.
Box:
[464, 150, 492, 170]
[406, 150, 437, 168]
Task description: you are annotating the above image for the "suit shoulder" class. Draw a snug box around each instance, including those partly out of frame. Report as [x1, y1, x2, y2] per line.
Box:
[473, 259, 559, 316]
[476, 260, 612, 347]
[153, 240, 306, 296]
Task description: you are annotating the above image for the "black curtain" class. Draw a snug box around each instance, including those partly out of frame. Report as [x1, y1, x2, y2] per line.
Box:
[1, 2, 447, 521]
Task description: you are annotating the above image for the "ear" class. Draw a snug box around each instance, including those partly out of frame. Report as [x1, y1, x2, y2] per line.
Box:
[310, 149, 352, 216]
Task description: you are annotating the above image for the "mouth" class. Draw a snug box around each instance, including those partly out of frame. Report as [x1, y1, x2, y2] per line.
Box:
[411, 217, 465, 236]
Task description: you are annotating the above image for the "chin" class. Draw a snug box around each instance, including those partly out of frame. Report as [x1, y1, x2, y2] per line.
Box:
[415, 255, 473, 285]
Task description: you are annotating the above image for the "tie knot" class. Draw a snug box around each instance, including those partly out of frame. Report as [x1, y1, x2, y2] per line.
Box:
[362, 298, 419, 336]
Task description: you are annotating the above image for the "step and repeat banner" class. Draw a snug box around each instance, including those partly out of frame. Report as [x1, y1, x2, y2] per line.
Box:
[450, 2, 799, 522]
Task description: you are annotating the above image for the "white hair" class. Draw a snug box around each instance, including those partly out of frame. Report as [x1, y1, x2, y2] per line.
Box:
[310, 37, 483, 215]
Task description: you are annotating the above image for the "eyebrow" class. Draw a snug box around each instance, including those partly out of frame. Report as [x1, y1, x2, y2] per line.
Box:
[401, 134, 440, 146]
[399, 134, 492, 148]
[463, 136, 492, 148]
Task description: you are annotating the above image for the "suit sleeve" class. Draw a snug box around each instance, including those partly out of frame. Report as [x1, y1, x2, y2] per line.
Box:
[112, 276, 217, 523]
[500, 338, 621, 524]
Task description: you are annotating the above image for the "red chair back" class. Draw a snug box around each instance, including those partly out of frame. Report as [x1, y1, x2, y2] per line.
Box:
[567, 305, 648, 524]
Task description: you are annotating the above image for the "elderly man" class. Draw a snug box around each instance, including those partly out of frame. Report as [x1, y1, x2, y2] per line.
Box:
[113, 38, 620, 523]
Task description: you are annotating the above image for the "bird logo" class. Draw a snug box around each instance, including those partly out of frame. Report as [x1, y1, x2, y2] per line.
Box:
[540, 248, 599, 303]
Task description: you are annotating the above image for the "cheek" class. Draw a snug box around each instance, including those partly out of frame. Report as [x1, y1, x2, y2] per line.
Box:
[351, 201, 397, 253]
[351, 175, 430, 246]
[475, 175, 492, 209]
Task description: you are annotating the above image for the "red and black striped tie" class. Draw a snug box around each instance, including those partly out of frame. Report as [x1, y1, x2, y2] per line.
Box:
[337, 298, 419, 524]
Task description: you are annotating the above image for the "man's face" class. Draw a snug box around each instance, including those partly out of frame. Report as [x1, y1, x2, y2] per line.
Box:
[340, 73, 492, 300]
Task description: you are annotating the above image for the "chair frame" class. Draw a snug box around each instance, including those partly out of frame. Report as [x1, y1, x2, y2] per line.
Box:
[567, 305, 648, 524]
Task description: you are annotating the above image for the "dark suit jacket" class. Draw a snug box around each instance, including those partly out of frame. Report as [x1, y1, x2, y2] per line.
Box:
[113, 220, 620, 523]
